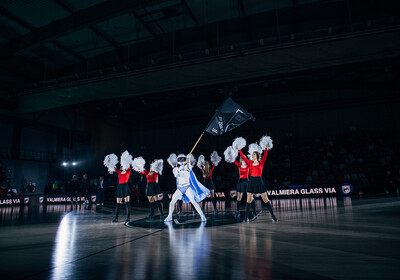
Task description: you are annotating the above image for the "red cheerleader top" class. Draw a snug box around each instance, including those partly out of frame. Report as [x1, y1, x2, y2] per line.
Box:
[238, 149, 268, 177]
[140, 171, 159, 183]
[116, 167, 131, 184]
[202, 165, 215, 179]
[234, 160, 250, 179]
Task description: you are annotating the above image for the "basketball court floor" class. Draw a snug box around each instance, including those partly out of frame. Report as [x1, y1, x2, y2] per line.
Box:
[0, 196, 399, 280]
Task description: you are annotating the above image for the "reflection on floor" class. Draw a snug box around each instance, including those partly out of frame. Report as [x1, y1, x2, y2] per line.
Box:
[0, 196, 399, 280]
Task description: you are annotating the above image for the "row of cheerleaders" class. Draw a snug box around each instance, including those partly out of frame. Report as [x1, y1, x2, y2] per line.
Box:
[103, 134, 278, 224]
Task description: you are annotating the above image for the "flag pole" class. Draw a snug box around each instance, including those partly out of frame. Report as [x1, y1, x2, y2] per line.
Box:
[188, 131, 205, 155]
[184, 131, 205, 164]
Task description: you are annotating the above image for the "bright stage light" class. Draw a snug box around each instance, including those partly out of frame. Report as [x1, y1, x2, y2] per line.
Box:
[72, 162, 77, 166]
[62, 162, 68, 166]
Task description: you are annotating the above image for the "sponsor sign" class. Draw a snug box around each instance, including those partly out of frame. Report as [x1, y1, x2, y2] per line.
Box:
[266, 187, 337, 197]
[163, 185, 353, 201]
[0, 196, 30, 205]
[41, 196, 86, 204]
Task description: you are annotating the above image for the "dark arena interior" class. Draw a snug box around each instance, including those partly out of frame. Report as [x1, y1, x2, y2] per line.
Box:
[0, 1, 399, 279]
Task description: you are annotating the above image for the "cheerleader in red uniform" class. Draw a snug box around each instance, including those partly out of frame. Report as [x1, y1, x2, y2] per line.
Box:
[132, 157, 164, 219]
[114, 166, 132, 223]
[224, 145, 258, 220]
[104, 151, 133, 224]
[234, 136, 277, 222]
[197, 152, 221, 214]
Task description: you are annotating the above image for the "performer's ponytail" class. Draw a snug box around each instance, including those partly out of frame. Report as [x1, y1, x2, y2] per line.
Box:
[203, 161, 211, 177]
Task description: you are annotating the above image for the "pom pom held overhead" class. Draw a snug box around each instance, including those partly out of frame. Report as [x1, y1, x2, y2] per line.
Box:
[197, 155, 205, 169]
[224, 146, 238, 163]
[132, 156, 146, 172]
[120, 150, 133, 171]
[232, 137, 246, 150]
[167, 153, 177, 168]
[210, 151, 222, 166]
[104, 153, 118, 174]
[260, 135, 273, 150]
[150, 159, 164, 175]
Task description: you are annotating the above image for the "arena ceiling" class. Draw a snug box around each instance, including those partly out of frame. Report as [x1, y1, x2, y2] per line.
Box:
[0, 0, 399, 122]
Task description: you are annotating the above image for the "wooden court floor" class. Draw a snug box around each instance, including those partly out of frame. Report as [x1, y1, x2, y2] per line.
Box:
[0, 196, 399, 280]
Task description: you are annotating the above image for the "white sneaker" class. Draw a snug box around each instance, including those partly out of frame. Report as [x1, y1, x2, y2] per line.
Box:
[164, 216, 172, 222]
[201, 214, 207, 222]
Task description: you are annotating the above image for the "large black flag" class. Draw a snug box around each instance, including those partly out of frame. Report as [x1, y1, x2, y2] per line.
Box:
[205, 97, 255, 136]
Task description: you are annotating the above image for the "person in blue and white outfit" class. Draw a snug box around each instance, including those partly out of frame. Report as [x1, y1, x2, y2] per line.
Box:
[164, 153, 209, 222]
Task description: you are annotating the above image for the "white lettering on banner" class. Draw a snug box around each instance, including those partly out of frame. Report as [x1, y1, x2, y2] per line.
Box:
[267, 189, 301, 196]
[215, 192, 225, 198]
[42, 196, 86, 203]
[266, 187, 338, 197]
[164, 186, 339, 201]
[47, 197, 67, 202]
[0, 198, 27, 205]
[207, 192, 225, 198]
[0, 199, 13, 205]
[301, 188, 323, 195]
[324, 187, 336, 193]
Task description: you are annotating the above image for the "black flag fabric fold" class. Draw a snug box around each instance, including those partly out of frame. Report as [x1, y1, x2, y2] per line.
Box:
[205, 97, 255, 136]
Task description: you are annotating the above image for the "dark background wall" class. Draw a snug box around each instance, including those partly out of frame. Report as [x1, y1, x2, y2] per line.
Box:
[1, 86, 398, 194]
[0, 0, 398, 194]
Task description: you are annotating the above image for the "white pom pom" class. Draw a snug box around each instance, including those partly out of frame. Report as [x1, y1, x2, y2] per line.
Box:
[167, 153, 177, 168]
[248, 143, 263, 158]
[120, 150, 133, 171]
[197, 155, 205, 169]
[132, 156, 146, 172]
[150, 159, 164, 175]
[224, 146, 238, 163]
[210, 151, 222, 166]
[260, 135, 273, 150]
[188, 154, 196, 167]
[103, 153, 118, 174]
[232, 137, 246, 150]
